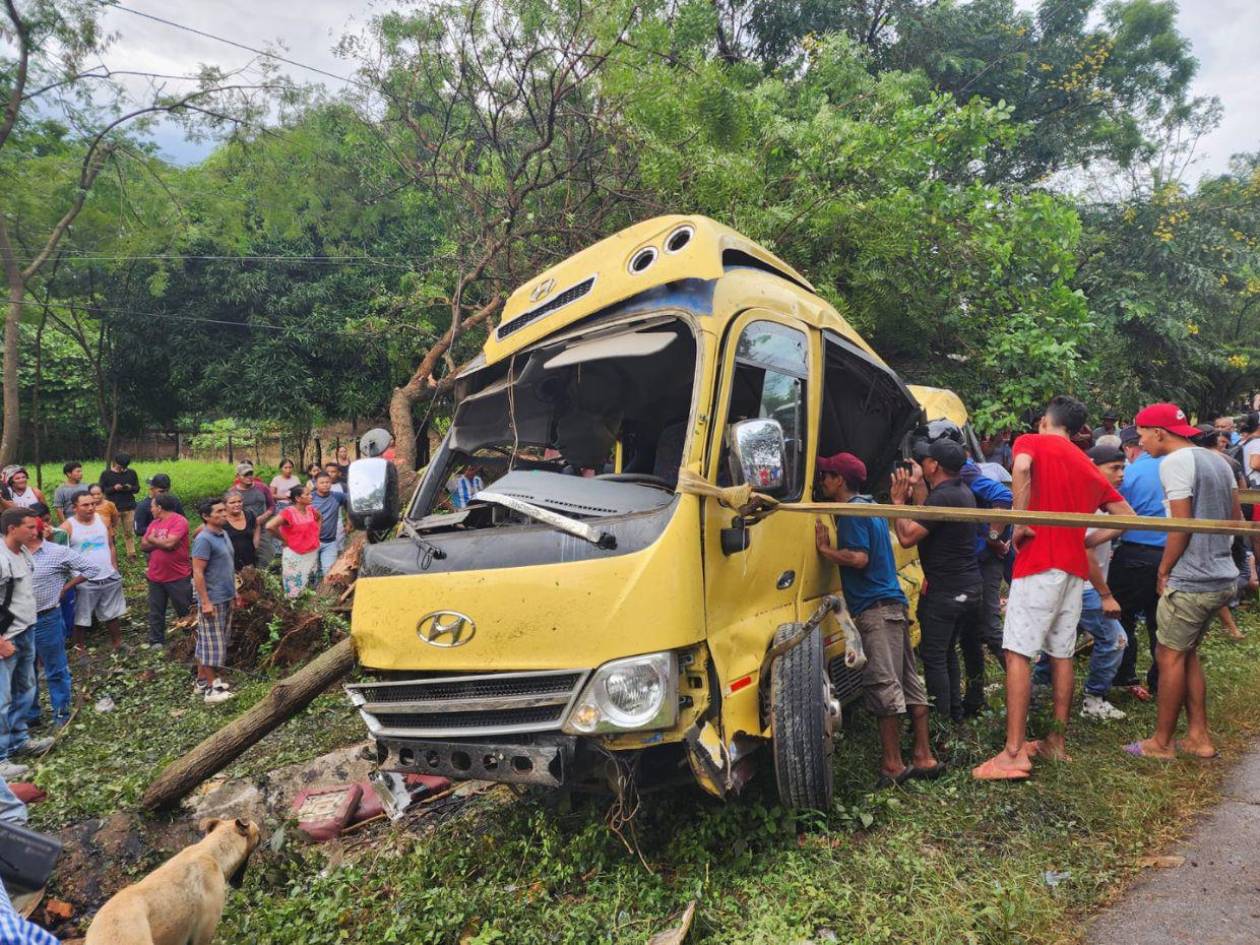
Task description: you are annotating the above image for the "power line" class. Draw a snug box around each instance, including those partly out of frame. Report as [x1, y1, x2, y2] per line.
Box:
[9, 295, 392, 336]
[14, 252, 422, 269]
[97, 1, 372, 92]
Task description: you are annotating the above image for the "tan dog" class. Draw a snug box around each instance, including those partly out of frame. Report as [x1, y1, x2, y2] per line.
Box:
[85, 817, 261, 945]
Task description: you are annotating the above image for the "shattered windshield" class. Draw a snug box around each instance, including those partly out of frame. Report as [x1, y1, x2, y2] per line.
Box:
[413, 317, 698, 527]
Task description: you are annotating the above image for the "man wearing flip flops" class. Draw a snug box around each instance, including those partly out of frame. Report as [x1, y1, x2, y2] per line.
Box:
[1124, 403, 1242, 761]
[814, 451, 943, 789]
[973, 397, 1134, 781]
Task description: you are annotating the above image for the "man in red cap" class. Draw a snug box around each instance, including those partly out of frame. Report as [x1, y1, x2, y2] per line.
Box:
[815, 451, 941, 786]
[973, 396, 1133, 781]
[1124, 403, 1242, 760]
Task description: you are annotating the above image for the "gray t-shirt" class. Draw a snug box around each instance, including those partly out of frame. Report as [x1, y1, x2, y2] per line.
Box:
[191, 529, 236, 605]
[53, 483, 85, 517]
[0, 544, 37, 638]
[1159, 446, 1239, 592]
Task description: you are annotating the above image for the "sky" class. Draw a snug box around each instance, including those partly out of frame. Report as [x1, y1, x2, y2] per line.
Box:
[88, 0, 1260, 180]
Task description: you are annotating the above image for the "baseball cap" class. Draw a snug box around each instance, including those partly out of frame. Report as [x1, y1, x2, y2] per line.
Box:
[235, 462, 254, 476]
[1102, 410, 1119, 421]
[1118, 424, 1139, 446]
[146, 473, 171, 489]
[817, 452, 866, 489]
[1134, 402, 1199, 439]
[1087, 444, 1125, 465]
[927, 439, 966, 473]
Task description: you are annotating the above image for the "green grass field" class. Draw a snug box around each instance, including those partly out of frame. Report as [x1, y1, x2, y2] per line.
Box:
[28, 599, 1260, 944]
[22, 459, 278, 508]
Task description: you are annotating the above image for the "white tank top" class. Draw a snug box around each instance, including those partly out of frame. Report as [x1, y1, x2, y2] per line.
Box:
[68, 513, 118, 579]
[9, 487, 39, 508]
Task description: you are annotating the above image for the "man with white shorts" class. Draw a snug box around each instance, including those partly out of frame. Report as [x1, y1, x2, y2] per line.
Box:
[62, 491, 126, 650]
[973, 396, 1133, 781]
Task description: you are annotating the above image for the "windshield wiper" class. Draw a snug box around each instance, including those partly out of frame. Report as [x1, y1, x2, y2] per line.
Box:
[475, 491, 617, 550]
[400, 520, 448, 568]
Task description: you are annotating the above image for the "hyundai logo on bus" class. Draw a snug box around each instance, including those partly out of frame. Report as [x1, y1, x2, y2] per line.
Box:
[416, 610, 476, 647]
[529, 277, 556, 302]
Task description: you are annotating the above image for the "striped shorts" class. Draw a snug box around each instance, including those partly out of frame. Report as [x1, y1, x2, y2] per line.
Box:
[195, 602, 233, 668]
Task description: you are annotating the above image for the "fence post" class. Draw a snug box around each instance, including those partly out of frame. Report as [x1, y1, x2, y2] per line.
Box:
[228, 435, 234, 463]
[315, 437, 323, 467]
[174, 431, 181, 459]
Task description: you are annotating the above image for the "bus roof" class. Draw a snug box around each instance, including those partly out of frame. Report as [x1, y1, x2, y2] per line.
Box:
[482, 215, 819, 365]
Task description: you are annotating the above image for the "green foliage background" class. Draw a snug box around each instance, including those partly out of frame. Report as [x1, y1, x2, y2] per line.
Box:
[5, 0, 1259, 448]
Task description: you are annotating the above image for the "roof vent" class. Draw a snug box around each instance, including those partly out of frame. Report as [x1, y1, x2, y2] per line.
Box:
[664, 225, 694, 253]
[496, 276, 596, 341]
[628, 246, 657, 274]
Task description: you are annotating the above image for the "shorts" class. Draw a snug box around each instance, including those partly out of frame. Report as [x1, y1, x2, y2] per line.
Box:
[1156, 587, 1235, 651]
[854, 601, 929, 717]
[195, 601, 233, 667]
[1002, 569, 1084, 660]
[74, 577, 127, 627]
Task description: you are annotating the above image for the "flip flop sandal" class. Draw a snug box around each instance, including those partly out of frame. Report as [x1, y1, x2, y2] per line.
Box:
[1174, 740, 1221, 760]
[907, 761, 948, 781]
[874, 766, 913, 789]
[1123, 741, 1174, 760]
[971, 758, 1030, 781]
[1125, 685, 1153, 702]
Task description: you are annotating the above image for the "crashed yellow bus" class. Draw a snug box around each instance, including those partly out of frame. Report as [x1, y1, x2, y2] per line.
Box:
[343, 215, 964, 810]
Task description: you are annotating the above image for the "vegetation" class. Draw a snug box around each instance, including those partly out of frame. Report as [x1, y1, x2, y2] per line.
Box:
[29, 579, 1260, 943]
[2, 0, 1257, 461]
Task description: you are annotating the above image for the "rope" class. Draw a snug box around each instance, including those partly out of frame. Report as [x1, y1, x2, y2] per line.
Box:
[675, 469, 1260, 536]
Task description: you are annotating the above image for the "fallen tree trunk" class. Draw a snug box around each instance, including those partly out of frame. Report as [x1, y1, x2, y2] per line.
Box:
[318, 532, 366, 596]
[141, 637, 356, 810]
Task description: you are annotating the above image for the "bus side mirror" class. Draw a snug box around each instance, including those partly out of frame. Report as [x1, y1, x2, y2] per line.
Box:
[348, 457, 399, 535]
[728, 418, 787, 496]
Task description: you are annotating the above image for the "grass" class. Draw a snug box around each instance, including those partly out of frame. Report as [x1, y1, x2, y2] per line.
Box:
[215, 617, 1260, 945]
[23, 459, 277, 508]
[24, 529, 1260, 944]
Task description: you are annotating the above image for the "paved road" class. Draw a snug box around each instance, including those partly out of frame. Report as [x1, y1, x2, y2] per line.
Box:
[1086, 748, 1260, 945]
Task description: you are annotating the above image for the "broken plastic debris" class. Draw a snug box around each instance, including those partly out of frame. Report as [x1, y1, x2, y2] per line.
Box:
[1042, 870, 1070, 887]
[368, 770, 451, 820]
[94, 696, 115, 713]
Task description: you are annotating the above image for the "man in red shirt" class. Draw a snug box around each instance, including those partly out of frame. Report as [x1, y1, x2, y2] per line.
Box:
[974, 396, 1134, 781]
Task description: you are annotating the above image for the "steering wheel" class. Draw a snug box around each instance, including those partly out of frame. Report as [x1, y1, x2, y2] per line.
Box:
[595, 473, 673, 489]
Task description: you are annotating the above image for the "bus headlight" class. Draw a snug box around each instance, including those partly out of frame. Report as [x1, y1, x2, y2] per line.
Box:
[564, 652, 677, 734]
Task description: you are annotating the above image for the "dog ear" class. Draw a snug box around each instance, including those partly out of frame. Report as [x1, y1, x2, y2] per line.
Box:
[234, 818, 251, 836]
[199, 817, 222, 834]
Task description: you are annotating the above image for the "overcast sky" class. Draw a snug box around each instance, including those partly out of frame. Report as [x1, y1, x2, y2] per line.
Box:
[95, 0, 1258, 181]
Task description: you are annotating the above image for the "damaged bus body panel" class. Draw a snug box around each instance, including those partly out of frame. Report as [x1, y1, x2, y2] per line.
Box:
[346, 215, 939, 809]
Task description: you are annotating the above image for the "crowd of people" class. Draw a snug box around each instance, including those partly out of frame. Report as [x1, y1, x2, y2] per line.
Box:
[816, 395, 1257, 784]
[0, 452, 356, 788]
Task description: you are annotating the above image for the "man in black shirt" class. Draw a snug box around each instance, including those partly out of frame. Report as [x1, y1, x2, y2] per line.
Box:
[891, 439, 985, 723]
[99, 453, 140, 558]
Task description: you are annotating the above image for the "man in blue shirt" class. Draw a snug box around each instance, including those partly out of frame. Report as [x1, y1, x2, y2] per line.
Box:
[814, 451, 941, 787]
[310, 473, 350, 579]
[1111, 425, 1167, 695]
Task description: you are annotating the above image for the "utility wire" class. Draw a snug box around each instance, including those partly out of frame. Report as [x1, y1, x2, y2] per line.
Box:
[96, 1, 372, 92]
[8, 295, 395, 336]
[9, 253, 422, 269]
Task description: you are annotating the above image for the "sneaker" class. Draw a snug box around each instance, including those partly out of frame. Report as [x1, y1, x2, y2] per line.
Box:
[204, 687, 235, 705]
[204, 678, 234, 705]
[1081, 694, 1126, 721]
[14, 736, 55, 755]
[194, 679, 211, 698]
[0, 761, 30, 779]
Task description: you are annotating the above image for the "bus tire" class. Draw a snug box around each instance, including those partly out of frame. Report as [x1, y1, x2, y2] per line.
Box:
[771, 622, 836, 811]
